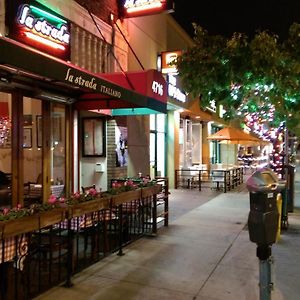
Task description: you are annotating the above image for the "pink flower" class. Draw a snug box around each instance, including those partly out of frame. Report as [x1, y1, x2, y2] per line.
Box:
[143, 178, 149, 185]
[3, 208, 9, 215]
[88, 188, 97, 196]
[127, 180, 134, 186]
[17, 203, 22, 210]
[59, 197, 66, 203]
[112, 181, 118, 188]
[112, 182, 121, 189]
[73, 191, 81, 199]
[48, 195, 57, 204]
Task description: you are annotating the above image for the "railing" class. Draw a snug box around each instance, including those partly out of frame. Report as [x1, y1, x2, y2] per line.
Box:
[0, 181, 168, 300]
[175, 169, 211, 190]
[175, 166, 244, 193]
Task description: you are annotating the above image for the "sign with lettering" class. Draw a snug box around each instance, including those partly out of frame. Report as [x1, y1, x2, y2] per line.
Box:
[167, 74, 186, 102]
[160, 50, 182, 74]
[120, 0, 174, 18]
[206, 100, 217, 113]
[7, 0, 70, 60]
[152, 80, 164, 96]
[64, 68, 122, 98]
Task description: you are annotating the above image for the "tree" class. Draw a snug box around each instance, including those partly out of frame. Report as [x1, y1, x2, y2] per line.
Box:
[176, 23, 300, 137]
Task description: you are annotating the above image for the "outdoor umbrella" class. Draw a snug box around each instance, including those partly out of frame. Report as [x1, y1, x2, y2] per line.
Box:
[207, 127, 265, 144]
[219, 139, 270, 146]
[207, 127, 269, 165]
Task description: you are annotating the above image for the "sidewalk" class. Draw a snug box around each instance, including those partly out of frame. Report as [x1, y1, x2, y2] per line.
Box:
[35, 174, 300, 299]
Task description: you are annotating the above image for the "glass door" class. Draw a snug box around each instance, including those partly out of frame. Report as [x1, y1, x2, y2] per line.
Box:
[150, 114, 166, 178]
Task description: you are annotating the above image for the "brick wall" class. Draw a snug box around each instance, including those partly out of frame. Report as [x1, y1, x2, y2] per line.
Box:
[75, 0, 119, 24]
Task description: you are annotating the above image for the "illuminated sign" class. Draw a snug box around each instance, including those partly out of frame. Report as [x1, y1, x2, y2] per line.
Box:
[7, 1, 70, 60]
[152, 80, 164, 96]
[17, 5, 70, 49]
[121, 0, 174, 18]
[206, 100, 217, 113]
[161, 50, 182, 74]
[167, 74, 186, 102]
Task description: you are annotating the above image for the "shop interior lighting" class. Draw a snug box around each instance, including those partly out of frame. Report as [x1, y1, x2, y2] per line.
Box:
[38, 92, 74, 103]
[30, 5, 67, 24]
[24, 32, 65, 50]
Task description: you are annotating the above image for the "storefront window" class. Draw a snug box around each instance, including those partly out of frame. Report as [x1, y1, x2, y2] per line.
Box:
[179, 118, 192, 167]
[150, 114, 166, 178]
[23, 97, 42, 185]
[0, 92, 12, 206]
[51, 104, 66, 185]
[210, 125, 221, 164]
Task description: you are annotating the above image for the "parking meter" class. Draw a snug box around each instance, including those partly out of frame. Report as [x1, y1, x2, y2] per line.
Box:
[246, 168, 286, 300]
[248, 192, 278, 246]
[246, 168, 286, 248]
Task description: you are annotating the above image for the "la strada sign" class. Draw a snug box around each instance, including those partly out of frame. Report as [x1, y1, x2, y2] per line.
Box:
[6, 0, 70, 60]
[120, 0, 174, 18]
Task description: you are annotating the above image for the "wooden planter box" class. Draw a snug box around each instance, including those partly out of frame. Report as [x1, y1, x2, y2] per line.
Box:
[111, 189, 141, 206]
[141, 184, 162, 198]
[2, 214, 39, 238]
[39, 208, 67, 229]
[69, 196, 110, 218]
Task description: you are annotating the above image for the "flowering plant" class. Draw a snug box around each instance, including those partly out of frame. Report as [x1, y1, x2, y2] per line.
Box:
[103, 178, 157, 196]
[0, 188, 101, 221]
[0, 179, 158, 222]
[106, 179, 137, 195]
[65, 188, 100, 205]
[0, 201, 62, 221]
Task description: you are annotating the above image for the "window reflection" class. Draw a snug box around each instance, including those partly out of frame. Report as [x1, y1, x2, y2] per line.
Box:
[51, 104, 65, 186]
[0, 92, 12, 207]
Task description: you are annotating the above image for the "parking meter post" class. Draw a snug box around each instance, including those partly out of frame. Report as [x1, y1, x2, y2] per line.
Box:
[257, 247, 273, 300]
[256, 245, 273, 300]
[281, 186, 289, 230]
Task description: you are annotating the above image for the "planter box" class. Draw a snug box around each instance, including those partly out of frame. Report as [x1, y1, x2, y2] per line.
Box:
[69, 197, 110, 218]
[141, 184, 162, 198]
[111, 189, 141, 206]
[39, 208, 67, 228]
[2, 214, 39, 238]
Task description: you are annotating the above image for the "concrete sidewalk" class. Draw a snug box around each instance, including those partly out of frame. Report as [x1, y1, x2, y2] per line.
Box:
[35, 182, 300, 299]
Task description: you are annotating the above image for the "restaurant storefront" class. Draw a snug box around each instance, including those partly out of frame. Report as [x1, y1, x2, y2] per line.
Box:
[0, 0, 167, 208]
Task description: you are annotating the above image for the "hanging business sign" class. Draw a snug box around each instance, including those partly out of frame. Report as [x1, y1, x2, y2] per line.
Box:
[160, 50, 182, 74]
[167, 74, 186, 102]
[120, 0, 174, 18]
[6, 0, 71, 60]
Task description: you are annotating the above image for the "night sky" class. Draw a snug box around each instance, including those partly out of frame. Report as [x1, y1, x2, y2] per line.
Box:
[172, 0, 300, 40]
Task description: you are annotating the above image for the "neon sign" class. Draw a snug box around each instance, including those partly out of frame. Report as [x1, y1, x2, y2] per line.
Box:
[9, 2, 71, 60]
[124, 0, 162, 13]
[121, 0, 174, 18]
[17, 5, 70, 48]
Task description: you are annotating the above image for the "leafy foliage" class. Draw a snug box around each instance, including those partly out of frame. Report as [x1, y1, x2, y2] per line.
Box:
[176, 23, 300, 136]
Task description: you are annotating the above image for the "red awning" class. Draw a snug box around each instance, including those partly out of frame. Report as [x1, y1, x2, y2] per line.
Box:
[76, 69, 167, 112]
[0, 37, 167, 114]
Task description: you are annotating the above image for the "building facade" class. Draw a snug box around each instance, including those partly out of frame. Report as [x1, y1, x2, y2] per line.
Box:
[0, 0, 168, 208]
